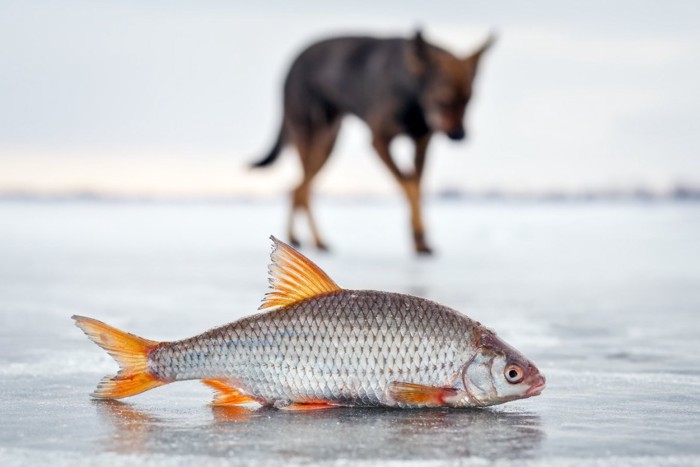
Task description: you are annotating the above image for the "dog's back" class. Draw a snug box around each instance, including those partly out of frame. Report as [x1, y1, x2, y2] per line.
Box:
[284, 36, 420, 122]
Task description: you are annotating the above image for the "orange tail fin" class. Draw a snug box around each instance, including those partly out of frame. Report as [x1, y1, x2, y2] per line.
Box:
[72, 315, 166, 399]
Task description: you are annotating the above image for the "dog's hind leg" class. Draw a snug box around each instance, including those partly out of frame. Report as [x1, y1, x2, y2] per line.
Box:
[289, 118, 341, 250]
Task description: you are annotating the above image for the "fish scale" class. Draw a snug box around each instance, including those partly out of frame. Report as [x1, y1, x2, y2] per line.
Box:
[150, 290, 474, 406]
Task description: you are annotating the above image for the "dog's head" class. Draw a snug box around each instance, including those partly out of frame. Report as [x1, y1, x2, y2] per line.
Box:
[408, 31, 495, 141]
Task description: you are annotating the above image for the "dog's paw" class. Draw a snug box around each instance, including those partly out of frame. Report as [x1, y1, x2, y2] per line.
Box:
[415, 245, 434, 255]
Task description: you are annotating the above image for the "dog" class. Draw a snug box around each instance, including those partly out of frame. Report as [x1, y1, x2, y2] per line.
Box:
[252, 30, 495, 254]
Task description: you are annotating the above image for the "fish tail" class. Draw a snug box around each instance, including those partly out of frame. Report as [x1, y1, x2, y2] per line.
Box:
[72, 315, 166, 399]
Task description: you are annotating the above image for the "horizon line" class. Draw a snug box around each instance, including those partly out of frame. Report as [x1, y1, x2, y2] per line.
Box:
[1, 185, 699, 203]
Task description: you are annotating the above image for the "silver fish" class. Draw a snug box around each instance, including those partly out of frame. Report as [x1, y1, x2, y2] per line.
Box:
[74, 236, 545, 410]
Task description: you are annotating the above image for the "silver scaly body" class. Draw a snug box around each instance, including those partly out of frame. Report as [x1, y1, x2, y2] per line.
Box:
[150, 290, 478, 407]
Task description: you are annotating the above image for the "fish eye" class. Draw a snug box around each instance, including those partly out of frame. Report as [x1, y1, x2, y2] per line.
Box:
[504, 365, 524, 384]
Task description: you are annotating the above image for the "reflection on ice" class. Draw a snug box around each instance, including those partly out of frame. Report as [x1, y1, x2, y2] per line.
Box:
[96, 401, 160, 455]
[97, 401, 544, 461]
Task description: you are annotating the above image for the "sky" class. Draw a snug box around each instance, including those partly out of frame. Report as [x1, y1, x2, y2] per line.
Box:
[1, 0, 699, 197]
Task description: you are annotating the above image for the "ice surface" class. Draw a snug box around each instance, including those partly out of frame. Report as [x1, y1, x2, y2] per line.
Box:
[1, 199, 699, 465]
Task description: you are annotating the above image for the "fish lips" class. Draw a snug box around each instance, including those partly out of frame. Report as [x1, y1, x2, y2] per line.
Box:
[524, 375, 546, 397]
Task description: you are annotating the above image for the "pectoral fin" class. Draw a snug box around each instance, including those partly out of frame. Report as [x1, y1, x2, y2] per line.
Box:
[202, 379, 258, 406]
[388, 382, 458, 407]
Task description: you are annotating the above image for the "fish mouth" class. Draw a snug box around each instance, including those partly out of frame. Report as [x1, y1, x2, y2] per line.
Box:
[525, 379, 546, 397]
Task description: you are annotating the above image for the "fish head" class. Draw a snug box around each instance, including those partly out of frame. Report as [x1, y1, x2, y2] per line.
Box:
[461, 328, 546, 406]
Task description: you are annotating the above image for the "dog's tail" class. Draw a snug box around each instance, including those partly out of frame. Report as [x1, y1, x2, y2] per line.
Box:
[251, 122, 285, 168]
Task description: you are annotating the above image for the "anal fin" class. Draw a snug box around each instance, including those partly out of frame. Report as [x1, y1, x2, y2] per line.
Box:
[388, 382, 458, 407]
[202, 379, 257, 406]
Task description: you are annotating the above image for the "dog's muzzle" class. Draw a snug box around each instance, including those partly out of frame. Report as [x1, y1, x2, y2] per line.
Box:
[447, 127, 466, 141]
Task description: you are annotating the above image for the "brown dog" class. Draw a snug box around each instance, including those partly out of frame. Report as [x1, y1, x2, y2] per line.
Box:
[252, 31, 495, 254]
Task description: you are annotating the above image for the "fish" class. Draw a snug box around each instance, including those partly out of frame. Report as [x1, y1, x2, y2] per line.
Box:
[73, 236, 545, 410]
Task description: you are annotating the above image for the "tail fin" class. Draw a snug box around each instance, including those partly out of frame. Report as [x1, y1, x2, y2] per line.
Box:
[250, 122, 285, 168]
[72, 315, 166, 399]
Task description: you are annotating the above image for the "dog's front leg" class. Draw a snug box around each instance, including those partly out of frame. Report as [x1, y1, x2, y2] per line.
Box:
[372, 135, 432, 255]
[409, 134, 432, 254]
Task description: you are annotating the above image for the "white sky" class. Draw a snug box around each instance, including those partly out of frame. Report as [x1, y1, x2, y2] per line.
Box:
[1, 0, 699, 196]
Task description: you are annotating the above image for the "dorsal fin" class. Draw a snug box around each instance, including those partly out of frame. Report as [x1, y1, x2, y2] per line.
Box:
[259, 236, 342, 310]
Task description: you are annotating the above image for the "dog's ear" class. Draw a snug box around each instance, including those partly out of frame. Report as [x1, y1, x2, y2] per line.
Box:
[463, 32, 496, 73]
[406, 29, 432, 76]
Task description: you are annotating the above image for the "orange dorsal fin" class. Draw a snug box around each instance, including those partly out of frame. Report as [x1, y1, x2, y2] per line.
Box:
[72, 315, 166, 399]
[388, 382, 458, 407]
[202, 379, 258, 406]
[259, 236, 342, 310]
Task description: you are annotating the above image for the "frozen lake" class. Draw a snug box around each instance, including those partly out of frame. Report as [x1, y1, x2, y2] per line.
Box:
[1, 199, 699, 465]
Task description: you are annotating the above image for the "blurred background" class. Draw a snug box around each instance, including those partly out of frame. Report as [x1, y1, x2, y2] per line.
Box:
[2, 0, 699, 199]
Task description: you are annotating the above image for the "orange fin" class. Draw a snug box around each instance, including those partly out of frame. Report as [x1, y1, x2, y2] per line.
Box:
[72, 315, 166, 399]
[259, 236, 342, 310]
[280, 402, 340, 411]
[388, 382, 458, 407]
[202, 379, 257, 406]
